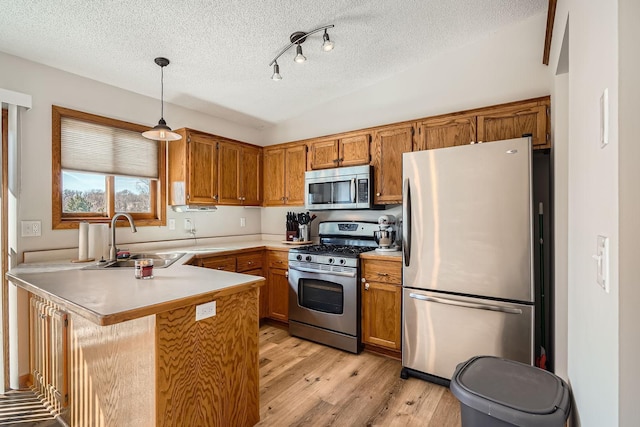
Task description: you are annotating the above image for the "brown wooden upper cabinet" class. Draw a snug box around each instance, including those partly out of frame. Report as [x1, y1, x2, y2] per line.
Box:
[168, 129, 219, 205]
[415, 114, 477, 151]
[308, 132, 371, 170]
[169, 128, 262, 207]
[263, 143, 307, 206]
[477, 101, 549, 149]
[371, 123, 415, 205]
[217, 141, 262, 206]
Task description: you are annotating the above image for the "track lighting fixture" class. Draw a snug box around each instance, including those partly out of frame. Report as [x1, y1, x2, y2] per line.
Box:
[269, 24, 334, 80]
[142, 57, 182, 141]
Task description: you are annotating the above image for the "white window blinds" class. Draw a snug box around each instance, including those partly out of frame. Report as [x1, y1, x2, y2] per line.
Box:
[60, 117, 159, 179]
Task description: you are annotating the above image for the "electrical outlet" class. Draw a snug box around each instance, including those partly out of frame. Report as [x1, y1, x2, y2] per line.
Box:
[184, 218, 192, 230]
[168, 219, 176, 230]
[240, 217, 246, 227]
[21, 221, 41, 237]
[195, 301, 216, 321]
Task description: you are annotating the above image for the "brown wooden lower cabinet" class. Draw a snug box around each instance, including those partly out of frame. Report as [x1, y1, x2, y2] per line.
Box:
[267, 267, 289, 322]
[361, 257, 402, 355]
[196, 249, 289, 323]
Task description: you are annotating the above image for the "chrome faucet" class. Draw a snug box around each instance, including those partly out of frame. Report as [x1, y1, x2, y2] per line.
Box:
[109, 213, 137, 261]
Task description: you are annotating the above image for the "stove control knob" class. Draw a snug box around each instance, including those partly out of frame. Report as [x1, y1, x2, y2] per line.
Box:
[328, 258, 335, 264]
[339, 259, 346, 265]
[305, 255, 312, 262]
[296, 254, 303, 261]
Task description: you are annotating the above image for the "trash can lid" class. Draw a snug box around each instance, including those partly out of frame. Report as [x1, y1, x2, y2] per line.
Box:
[451, 356, 568, 415]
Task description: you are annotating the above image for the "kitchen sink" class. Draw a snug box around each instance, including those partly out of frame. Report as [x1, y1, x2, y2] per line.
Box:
[83, 252, 186, 270]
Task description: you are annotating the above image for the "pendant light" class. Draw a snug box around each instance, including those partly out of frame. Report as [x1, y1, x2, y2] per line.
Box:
[142, 57, 182, 141]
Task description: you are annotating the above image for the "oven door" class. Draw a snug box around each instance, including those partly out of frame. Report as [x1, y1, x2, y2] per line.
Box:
[288, 264, 358, 336]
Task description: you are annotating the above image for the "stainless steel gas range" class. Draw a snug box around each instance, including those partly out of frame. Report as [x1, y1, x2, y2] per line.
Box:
[288, 221, 380, 353]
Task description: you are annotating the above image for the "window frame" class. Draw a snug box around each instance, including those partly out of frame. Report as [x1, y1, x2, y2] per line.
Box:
[52, 106, 166, 229]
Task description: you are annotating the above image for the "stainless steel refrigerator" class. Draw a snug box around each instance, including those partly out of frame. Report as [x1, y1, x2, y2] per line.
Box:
[401, 137, 534, 384]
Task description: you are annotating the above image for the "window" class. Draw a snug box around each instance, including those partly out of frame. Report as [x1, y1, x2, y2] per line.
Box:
[52, 106, 166, 229]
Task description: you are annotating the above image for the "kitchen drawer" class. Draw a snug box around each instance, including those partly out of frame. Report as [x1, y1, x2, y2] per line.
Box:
[237, 252, 264, 273]
[362, 259, 402, 285]
[201, 256, 237, 272]
[267, 250, 288, 269]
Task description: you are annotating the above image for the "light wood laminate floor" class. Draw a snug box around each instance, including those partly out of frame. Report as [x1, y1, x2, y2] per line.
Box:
[257, 324, 461, 427]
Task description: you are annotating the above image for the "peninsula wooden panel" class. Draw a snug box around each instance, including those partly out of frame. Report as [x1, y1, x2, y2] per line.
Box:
[339, 133, 370, 167]
[156, 290, 260, 427]
[372, 123, 415, 204]
[67, 313, 155, 427]
[416, 115, 477, 150]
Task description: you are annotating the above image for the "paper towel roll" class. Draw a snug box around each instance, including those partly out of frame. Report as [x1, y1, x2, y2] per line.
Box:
[78, 222, 89, 261]
[88, 223, 108, 261]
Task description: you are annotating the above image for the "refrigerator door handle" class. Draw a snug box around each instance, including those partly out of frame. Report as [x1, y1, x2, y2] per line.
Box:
[408, 293, 524, 315]
[403, 178, 411, 266]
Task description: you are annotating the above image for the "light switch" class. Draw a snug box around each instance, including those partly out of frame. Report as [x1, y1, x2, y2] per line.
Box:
[593, 235, 609, 292]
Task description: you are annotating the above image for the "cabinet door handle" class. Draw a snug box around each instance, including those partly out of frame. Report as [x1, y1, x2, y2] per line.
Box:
[361, 278, 366, 283]
[248, 261, 253, 265]
[376, 192, 381, 197]
[364, 283, 370, 290]
[285, 271, 289, 278]
[217, 267, 224, 270]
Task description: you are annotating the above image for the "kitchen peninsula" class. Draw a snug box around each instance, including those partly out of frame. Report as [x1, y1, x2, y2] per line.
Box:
[7, 253, 264, 427]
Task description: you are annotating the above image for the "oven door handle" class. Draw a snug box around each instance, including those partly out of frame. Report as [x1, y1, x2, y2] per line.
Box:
[289, 265, 357, 278]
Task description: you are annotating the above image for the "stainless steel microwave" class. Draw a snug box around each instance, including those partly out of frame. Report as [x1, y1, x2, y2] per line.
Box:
[305, 165, 374, 210]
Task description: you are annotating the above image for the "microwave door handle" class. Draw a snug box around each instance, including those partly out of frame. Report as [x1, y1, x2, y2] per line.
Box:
[351, 178, 356, 203]
[403, 178, 411, 266]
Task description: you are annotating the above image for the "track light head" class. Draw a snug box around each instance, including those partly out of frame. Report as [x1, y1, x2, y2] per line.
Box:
[294, 44, 306, 63]
[271, 62, 282, 81]
[322, 29, 334, 52]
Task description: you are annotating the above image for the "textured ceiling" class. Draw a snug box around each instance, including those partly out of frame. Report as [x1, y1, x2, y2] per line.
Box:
[0, 0, 546, 129]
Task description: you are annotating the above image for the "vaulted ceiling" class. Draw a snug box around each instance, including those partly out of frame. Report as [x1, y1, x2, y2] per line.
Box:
[0, 0, 547, 128]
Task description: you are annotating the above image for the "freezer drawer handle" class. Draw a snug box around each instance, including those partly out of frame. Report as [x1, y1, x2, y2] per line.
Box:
[408, 293, 523, 315]
[289, 265, 357, 278]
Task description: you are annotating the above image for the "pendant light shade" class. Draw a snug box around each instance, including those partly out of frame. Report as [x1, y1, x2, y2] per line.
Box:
[142, 57, 182, 141]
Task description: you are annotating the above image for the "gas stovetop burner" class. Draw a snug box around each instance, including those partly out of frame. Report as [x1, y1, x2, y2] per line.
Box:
[291, 244, 377, 258]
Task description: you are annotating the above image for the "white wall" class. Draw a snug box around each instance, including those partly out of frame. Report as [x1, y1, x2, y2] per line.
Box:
[618, 0, 640, 424]
[262, 13, 552, 145]
[552, 71, 569, 381]
[549, 1, 621, 425]
[0, 51, 264, 256]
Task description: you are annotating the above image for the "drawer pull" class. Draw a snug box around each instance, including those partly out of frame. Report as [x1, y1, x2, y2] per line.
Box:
[377, 272, 389, 277]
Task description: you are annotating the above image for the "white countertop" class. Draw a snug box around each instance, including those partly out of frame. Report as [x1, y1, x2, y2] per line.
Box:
[7, 240, 293, 326]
